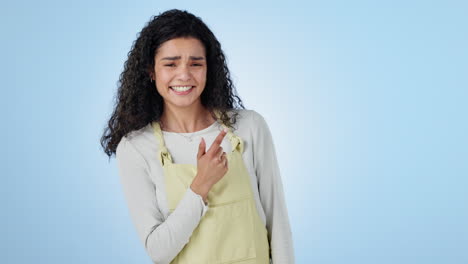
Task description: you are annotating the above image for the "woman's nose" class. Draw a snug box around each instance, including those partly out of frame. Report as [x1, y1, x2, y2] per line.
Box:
[176, 64, 192, 81]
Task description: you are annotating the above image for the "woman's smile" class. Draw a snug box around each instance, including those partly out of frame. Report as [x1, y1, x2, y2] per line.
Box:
[170, 85, 195, 95]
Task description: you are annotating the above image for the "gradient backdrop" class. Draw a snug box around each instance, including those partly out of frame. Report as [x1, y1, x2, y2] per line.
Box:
[2, 1, 467, 263]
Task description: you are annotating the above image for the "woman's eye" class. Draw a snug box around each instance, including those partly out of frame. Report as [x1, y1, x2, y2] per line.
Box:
[164, 63, 202, 67]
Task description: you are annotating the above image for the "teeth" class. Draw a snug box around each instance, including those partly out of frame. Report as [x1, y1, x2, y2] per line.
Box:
[171, 86, 193, 92]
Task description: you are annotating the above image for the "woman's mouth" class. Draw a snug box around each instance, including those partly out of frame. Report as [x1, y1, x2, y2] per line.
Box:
[170, 86, 195, 95]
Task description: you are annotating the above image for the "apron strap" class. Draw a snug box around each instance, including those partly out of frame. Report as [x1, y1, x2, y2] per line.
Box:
[152, 121, 173, 166]
[214, 110, 244, 154]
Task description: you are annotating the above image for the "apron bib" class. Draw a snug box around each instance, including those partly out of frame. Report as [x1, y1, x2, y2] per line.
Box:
[152, 110, 270, 264]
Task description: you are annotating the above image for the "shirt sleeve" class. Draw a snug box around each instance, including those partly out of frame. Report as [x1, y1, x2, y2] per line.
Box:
[116, 136, 209, 264]
[251, 110, 295, 264]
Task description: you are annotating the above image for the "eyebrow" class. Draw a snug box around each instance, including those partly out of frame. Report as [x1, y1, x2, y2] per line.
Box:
[160, 56, 205, 61]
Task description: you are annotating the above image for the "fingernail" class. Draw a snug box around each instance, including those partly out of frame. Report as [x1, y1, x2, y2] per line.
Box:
[223, 127, 228, 133]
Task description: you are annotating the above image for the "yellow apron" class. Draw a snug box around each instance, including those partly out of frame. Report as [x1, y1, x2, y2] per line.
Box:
[152, 110, 270, 264]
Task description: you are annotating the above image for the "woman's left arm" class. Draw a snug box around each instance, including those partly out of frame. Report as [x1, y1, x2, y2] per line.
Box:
[251, 110, 295, 264]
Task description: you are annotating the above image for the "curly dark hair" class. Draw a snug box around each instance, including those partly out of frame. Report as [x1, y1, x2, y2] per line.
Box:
[100, 9, 245, 159]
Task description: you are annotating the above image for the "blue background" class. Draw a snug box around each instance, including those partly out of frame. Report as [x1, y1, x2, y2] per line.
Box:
[2, 1, 467, 263]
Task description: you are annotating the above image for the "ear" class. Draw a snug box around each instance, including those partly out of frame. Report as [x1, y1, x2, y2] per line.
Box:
[147, 67, 155, 81]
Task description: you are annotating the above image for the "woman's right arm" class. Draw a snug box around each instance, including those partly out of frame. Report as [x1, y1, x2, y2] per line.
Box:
[116, 136, 208, 264]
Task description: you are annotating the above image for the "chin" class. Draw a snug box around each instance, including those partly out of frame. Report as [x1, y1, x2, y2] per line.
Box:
[167, 99, 201, 108]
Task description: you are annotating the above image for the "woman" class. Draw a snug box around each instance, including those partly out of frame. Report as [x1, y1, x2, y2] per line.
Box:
[101, 9, 294, 264]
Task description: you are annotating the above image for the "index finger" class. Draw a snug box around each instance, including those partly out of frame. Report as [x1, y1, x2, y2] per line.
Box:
[207, 128, 228, 154]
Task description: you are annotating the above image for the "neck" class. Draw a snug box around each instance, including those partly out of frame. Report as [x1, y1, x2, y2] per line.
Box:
[160, 102, 216, 133]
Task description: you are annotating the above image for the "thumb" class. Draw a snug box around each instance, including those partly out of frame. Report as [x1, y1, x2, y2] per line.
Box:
[197, 137, 206, 159]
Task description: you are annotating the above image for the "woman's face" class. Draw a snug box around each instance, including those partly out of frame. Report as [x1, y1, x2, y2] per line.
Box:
[152, 37, 207, 109]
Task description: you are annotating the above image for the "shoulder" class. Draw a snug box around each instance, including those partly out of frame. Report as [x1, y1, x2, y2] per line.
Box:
[234, 109, 268, 131]
[116, 123, 156, 160]
[228, 108, 266, 128]
[226, 109, 271, 141]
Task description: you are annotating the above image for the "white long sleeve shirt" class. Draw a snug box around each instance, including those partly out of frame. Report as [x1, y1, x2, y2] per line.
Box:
[116, 109, 295, 264]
